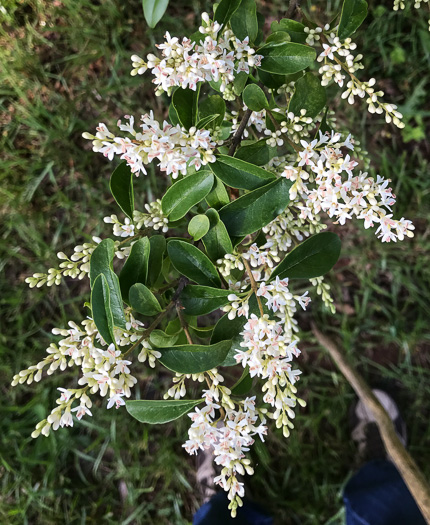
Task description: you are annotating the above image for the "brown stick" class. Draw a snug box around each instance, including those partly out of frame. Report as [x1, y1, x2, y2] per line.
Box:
[228, 108, 253, 156]
[312, 324, 430, 524]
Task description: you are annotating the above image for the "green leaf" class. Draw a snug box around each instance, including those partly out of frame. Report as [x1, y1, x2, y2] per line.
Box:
[196, 114, 221, 130]
[202, 208, 233, 261]
[242, 84, 269, 112]
[271, 18, 306, 43]
[258, 69, 287, 90]
[158, 341, 232, 374]
[119, 237, 150, 303]
[167, 240, 221, 287]
[219, 178, 291, 237]
[169, 102, 180, 126]
[90, 239, 126, 328]
[188, 214, 210, 241]
[147, 235, 166, 287]
[180, 285, 231, 315]
[211, 312, 245, 366]
[270, 232, 341, 281]
[205, 176, 230, 209]
[129, 283, 162, 316]
[161, 171, 214, 221]
[91, 274, 115, 345]
[126, 399, 201, 424]
[231, 0, 258, 42]
[258, 42, 316, 75]
[235, 139, 277, 166]
[142, 0, 169, 28]
[231, 367, 253, 396]
[214, 0, 242, 28]
[149, 329, 179, 348]
[266, 31, 292, 44]
[338, 0, 368, 40]
[233, 71, 249, 96]
[109, 162, 134, 219]
[288, 72, 327, 118]
[172, 87, 200, 129]
[199, 95, 226, 128]
[210, 155, 275, 190]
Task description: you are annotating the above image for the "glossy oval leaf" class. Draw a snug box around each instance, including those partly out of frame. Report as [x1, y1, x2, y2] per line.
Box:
[233, 71, 249, 96]
[231, 367, 253, 396]
[205, 176, 230, 209]
[271, 18, 306, 43]
[242, 84, 269, 112]
[231, 0, 258, 42]
[149, 329, 179, 348]
[199, 95, 226, 128]
[219, 178, 291, 237]
[172, 86, 200, 129]
[142, 0, 169, 28]
[147, 235, 166, 287]
[258, 42, 316, 75]
[158, 341, 232, 374]
[110, 162, 134, 219]
[167, 240, 221, 287]
[91, 274, 115, 345]
[126, 399, 201, 424]
[180, 285, 231, 315]
[214, 0, 242, 27]
[338, 0, 368, 40]
[235, 139, 277, 166]
[90, 239, 126, 328]
[202, 208, 233, 261]
[210, 155, 275, 190]
[119, 237, 150, 303]
[211, 312, 246, 366]
[188, 214, 210, 241]
[161, 171, 214, 221]
[270, 231, 341, 281]
[288, 72, 327, 119]
[129, 283, 162, 316]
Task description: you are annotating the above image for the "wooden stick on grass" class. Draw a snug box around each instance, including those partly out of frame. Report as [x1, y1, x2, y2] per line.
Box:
[312, 324, 430, 524]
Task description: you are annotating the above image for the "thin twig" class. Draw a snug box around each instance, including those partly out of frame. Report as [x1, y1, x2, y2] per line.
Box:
[312, 324, 430, 524]
[228, 108, 253, 156]
[176, 303, 194, 344]
[242, 258, 264, 317]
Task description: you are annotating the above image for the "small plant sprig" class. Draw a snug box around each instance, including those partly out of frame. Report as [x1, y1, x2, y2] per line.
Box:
[15, 0, 415, 517]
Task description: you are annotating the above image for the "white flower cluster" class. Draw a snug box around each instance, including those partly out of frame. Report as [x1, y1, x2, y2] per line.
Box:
[103, 200, 169, 239]
[262, 204, 327, 253]
[217, 242, 279, 280]
[83, 112, 217, 178]
[286, 132, 415, 242]
[133, 201, 169, 233]
[317, 33, 404, 128]
[11, 313, 159, 438]
[25, 237, 101, 288]
[24, 235, 132, 288]
[130, 14, 262, 97]
[184, 382, 267, 517]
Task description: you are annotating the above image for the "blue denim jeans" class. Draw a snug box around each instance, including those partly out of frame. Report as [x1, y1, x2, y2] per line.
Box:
[193, 460, 426, 525]
[343, 460, 426, 525]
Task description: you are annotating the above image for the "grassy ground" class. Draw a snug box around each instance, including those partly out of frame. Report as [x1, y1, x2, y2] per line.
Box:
[1, 1, 429, 523]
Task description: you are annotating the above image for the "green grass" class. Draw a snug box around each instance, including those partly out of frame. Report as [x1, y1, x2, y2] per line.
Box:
[1, 1, 430, 523]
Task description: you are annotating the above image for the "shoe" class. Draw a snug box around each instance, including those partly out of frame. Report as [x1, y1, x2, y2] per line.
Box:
[350, 389, 407, 463]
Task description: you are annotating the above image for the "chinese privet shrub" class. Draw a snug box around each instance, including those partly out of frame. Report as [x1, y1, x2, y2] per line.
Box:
[13, 0, 415, 517]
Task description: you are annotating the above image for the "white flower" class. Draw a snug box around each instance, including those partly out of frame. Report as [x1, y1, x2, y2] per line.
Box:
[107, 391, 126, 409]
[71, 405, 93, 420]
